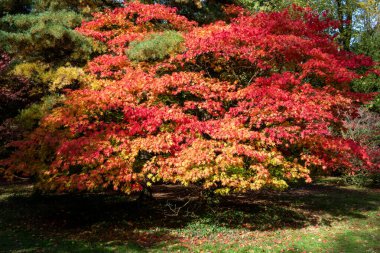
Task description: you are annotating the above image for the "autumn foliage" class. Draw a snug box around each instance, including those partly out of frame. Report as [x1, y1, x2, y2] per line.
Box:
[1, 3, 379, 194]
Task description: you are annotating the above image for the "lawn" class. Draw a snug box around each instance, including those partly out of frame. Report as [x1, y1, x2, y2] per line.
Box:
[0, 179, 379, 253]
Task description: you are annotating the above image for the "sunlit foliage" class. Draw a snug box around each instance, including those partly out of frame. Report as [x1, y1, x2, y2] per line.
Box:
[1, 3, 379, 194]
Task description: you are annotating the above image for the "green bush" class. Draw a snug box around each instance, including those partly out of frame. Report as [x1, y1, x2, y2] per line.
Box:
[366, 94, 380, 113]
[351, 73, 380, 113]
[342, 172, 380, 188]
[351, 73, 380, 93]
[15, 94, 63, 131]
[33, 0, 121, 13]
[0, 10, 94, 63]
[127, 31, 184, 62]
[353, 29, 380, 62]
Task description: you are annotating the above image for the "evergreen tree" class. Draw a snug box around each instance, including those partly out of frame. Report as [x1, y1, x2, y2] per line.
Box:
[0, 0, 121, 123]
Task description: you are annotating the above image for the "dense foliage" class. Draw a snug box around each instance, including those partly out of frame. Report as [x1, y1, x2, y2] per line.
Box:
[0, 11, 93, 63]
[1, 3, 378, 194]
[0, 51, 36, 122]
[0, 0, 122, 123]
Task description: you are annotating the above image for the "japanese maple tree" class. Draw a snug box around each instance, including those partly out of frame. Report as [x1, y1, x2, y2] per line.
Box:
[1, 2, 378, 194]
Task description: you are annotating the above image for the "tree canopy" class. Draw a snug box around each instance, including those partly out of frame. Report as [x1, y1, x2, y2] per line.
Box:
[1, 3, 378, 194]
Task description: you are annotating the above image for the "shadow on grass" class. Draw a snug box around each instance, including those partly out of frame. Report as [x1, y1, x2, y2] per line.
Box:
[331, 229, 380, 253]
[0, 181, 379, 252]
[288, 228, 380, 253]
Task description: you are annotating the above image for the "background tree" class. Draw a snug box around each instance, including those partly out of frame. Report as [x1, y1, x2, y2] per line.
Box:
[0, 0, 122, 123]
[352, 0, 380, 61]
[0, 0, 123, 162]
[33, 0, 121, 13]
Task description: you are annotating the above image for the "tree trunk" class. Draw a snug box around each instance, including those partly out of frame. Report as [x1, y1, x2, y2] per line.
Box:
[335, 0, 353, 50]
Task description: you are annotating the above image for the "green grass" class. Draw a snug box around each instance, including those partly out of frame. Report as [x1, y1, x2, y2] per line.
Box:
[0, 180, 379, 252]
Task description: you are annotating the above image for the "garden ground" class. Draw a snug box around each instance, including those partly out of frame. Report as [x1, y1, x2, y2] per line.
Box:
[0, 178, 379, 252]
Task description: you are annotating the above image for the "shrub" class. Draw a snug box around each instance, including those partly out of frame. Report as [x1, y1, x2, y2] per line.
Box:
[32, 0, 122, 13]
[342, 107, 380, 186]
[366, 94, 380, 113]
[0, 95, 63, 158]
[351, 73, 380, 93]
[0, 51, 38, 122]
[15, 94, 64, 131]
[127, 31, 184, 62]
[11, 62, 86, 92]
[0, 10, 94, 63]
[341, 172, 380, 188]
[1, 3, 378, 194]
